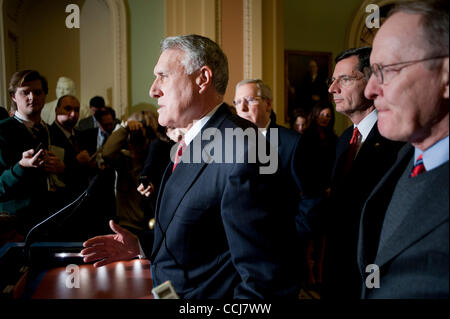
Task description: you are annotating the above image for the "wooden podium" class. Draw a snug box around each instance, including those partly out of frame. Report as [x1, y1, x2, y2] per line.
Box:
[0, 242, 153, 299]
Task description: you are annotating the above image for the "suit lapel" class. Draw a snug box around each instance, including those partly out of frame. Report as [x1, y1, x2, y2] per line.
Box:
[332, 126, 352, 181]
[374, 162, 449, 267]
[357, 144, 414, 272]
[151, 104, 230, 260]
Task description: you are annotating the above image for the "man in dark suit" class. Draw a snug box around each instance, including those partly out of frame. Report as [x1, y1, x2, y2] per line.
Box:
[233, 79, 302, 216]
[76, 96, 105, 131]
[0, 70, 65, 236]
[233, 78, 306, 252]
[81, 35, 300, 298]
[360, 0, 448, 298]
[321, 47, 404, 298]
[49, 95, 90, 204]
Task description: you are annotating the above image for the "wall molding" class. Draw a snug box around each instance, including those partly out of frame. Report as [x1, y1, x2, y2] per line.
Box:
[243, 0, 262, 80]
[106, 0, 129, 119]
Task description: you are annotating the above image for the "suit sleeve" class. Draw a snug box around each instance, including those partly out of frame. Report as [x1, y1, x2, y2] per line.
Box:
[221, 162, 301, 298]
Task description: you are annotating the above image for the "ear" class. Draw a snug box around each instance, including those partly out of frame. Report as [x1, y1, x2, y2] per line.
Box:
[195, 66, 213, 94]
[265, 98, 273, 113]
[442, 57, 449, 99]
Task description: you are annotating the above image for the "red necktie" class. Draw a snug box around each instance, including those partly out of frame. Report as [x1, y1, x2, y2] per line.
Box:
[410, 154, 426, 178]
[172, 140, 186, 172]
[344, 126, 361, 175]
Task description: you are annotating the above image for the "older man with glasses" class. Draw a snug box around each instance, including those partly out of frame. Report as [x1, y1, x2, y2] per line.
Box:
[321, 47, 404, 299]
[359, 0, 448, 299]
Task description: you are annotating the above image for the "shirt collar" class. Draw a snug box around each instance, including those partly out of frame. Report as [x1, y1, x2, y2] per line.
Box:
[414, 135, 449, 171]
[184, 104, 222, 146]
[14, 110, 44, 129]
[354, 109, 377, 143]
[259, 119, 271, 137]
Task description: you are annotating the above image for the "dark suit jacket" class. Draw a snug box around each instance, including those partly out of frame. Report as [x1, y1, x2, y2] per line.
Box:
[49, 123, 89, 198]
[358, 144, 449, 298]
[77, 127, 99, 157]
[145, 104, 301, 299]
[0, 118, 51, 234]
[76, 116, 96, 131]
[321, 122, 404, 298]
[266, 120, 302, 214]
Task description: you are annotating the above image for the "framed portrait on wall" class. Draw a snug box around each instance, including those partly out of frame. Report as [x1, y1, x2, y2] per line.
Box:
[284, 50, 332, 124]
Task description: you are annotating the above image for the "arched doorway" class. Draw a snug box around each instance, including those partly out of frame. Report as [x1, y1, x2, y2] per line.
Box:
[0, 0, 128, 118]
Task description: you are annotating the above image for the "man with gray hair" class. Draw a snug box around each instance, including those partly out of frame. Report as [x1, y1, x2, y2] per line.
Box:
[360, 0, 448, 298]
[233, 78, 306, 266]
[82, 35, 301, 298]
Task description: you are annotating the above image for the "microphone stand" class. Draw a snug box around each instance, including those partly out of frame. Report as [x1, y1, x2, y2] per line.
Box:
[23, 175, 98, 263]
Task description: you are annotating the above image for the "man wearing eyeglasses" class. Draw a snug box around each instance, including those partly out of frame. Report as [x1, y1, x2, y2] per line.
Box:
[321, 47, 404, 299]
[233, 79, 306, 279]
[358, 0, 448, 299]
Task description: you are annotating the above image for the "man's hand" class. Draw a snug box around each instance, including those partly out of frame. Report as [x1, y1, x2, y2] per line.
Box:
[137, 182, 154, 197]
[18, 149, 45, 168]
[76, 150, 91, 165]
[81, 220, 141, 267]
[42, 151, 65, 174]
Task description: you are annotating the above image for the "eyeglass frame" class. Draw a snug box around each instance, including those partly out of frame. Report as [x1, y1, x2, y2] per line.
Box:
[232, 95, 266, 107]
[327, 74, 366, 88]
[365, 55, 449, 85]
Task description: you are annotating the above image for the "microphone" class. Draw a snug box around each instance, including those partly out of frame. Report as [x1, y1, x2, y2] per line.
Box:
[23, 175, 99, 261]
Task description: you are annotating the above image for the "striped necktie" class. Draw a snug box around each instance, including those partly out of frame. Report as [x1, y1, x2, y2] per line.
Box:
[410, 154, 426, 178]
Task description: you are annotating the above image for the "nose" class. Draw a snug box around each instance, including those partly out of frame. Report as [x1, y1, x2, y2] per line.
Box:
[364, 75, 381, 101]
[237, 100, 249, 112]
[149, 80, 162, 99]
[328, 80, 340, 94]
[27, 91, 37, 101]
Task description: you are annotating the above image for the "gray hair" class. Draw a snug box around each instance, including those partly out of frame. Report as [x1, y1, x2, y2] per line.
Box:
[161, 34, 229, 95]
[389, 0, 448, 57]
[236, 79, 273, 101]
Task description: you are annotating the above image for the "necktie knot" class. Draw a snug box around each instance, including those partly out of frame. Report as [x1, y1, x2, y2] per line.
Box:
[410, 154, 426, 178]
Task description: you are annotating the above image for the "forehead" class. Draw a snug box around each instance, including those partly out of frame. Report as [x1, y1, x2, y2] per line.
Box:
[57, 79, 72, 87]
[235, 83, 258, 96]
[16, 79, 43, 91]
[60, 97, 80, 107]
[102, 114, 114, 122]
[371, 12, 426, 63]
[154, 49, 186, 73]
[333, 55, 359, 75]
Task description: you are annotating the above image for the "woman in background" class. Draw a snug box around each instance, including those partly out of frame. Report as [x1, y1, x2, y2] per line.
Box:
[297, 102, 337, 292]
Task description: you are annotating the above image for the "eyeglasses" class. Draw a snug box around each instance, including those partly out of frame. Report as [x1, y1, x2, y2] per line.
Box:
[232, 96, 264, 107]
[327, 75, 364, 88]
[365, 55, 448, 85]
